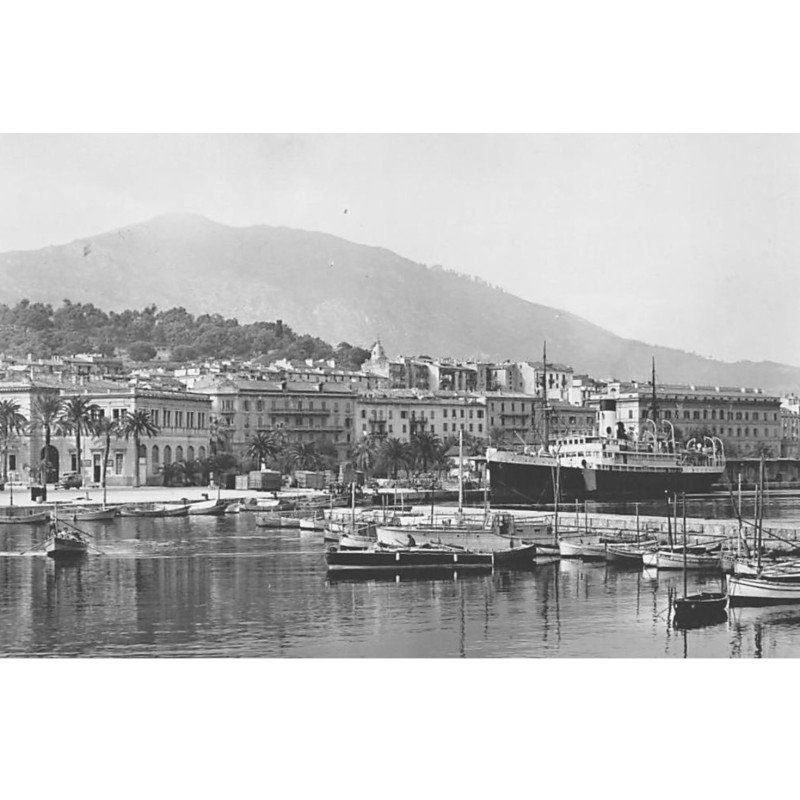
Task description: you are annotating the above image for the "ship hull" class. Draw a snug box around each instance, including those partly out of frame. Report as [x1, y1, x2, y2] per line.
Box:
[488, 457, 722, 505]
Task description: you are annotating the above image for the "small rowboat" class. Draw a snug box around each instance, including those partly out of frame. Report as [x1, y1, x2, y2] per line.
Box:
[655, 549, 723, 571]
[45, 529, 90, 559]
[673, 592, 728, 626]
[605, 540, 658, 565]
[120, 504, 189, 518]
[188, 499, 227, 516]
[558, 538, 606, 560]
[0, 509, 50, 524]
[70, 507, 117, 522]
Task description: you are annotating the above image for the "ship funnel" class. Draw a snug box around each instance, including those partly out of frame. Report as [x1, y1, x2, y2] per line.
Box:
[599, 399, 617, 438]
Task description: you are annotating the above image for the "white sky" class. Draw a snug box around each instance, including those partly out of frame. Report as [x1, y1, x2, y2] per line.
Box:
[0, 134, 797, 365]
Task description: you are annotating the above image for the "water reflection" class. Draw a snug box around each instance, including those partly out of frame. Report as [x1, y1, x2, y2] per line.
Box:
[2, 511, 800, 656]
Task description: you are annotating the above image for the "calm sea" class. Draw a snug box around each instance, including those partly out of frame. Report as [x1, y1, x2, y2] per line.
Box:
[2, 492, 800, 658]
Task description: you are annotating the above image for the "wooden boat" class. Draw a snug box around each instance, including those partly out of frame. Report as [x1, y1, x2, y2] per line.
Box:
[672, 492, 728, 625]
[299, 517, 326, 532]
[605, 541, 657, 565]
[188, 499, 228, 516]
[674, 593, 728, 625]
[558, 537, 607, 560]
[655, 549, 722, 571]
[0, 508, 50, 524]
[119, 504, 189, 518]
[255, 512, 300, 528]
[728, 574, 800, 605]
[326, 546, 493, 572]
[70, 506, 117, 521]
[45, 529, 90, 559]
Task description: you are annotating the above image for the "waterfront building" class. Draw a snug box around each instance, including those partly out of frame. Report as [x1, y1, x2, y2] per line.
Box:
[353, 390, 596, 445]
[781, 399, 800, 458]
[483, 360, 574, 401]
[591, 382, 782, 457]
[0, 378, 211, 487]
[193, 377, 356, 460]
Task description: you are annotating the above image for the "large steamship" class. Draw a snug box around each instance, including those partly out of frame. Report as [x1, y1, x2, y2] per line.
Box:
[487, 357, 726, 506]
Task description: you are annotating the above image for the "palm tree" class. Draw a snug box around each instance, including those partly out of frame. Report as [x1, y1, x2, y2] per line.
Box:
[378, 437, 411, 480]
[246, 430, 285, 469]
[91, 416, 122, 505]
[409, 430, 441, 475]
[59, 396, 101, 484]
[287, 441, 322, 471]
[120, 409, 161, 488]
[31, 393, 64, 484]
[0, 399, 28, 486]
[352, 435, 379, 475]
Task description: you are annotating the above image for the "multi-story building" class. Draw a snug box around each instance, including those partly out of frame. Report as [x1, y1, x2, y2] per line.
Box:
[0, 378, 212, 487]
[193, 377, 357, 459]
[483, 360, 573, 401]
[781, 396, 800, 458]
[591, 383, 782, 457]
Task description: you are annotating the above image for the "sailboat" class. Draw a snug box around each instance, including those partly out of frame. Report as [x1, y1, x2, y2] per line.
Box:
[673, 492, 727, 626]
[44, 508, 92, 560]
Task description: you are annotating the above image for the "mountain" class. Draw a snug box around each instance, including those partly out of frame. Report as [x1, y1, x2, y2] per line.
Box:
[0, 212, 798, 394]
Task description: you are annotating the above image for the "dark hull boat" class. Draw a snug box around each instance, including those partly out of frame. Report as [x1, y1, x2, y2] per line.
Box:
[45, 533, 89, 560]
[673, 593, 728, 627]
[488, 456, 722, 505]
[326, 548, 493, 572]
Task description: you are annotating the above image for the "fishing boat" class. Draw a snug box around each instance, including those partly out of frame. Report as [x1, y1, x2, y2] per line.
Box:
[119, 503, 190, 518]
[558, 537, 607, 560]
[43, 513, 92, 560]
[655, 549, 723, 571]
[672, 492, 727, 626]
[728, 574, 800, 606]
[70, 506, 117, 521]
[325, 546, 494, 572]
[605, 540, 658, 565]
[255, 512, 300, 528]
[298, 517, 326, 532]
[0, 507, 50, 524]
[188, 499, 228, 516]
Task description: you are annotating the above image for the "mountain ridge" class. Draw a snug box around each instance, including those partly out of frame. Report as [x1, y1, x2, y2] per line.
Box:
[0, 213, 798, 394]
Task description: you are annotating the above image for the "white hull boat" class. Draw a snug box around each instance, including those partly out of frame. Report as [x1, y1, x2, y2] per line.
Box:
[655, 550, 722, 571]
[728, 574, 800, 605]
[558, 538, 606, 560]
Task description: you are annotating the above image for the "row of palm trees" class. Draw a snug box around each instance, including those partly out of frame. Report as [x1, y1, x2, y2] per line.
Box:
[0, 395, 160, 494]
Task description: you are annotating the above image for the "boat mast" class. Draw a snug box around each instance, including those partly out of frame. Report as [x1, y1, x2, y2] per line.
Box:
[458, 428, 464, 517]
[682, 492, 688, 599]
[542, 341, 550, 452]
[757, 456, 765, 572]
[351, 480, 356, 531]
[650, 357, 659, 425]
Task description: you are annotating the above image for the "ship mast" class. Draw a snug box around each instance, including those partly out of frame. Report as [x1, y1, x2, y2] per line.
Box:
[650, 356, 659, 423]
[542, 341, 549, 452]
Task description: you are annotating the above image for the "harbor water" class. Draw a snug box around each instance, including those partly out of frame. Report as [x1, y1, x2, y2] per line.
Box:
[3, 492, 800, 658]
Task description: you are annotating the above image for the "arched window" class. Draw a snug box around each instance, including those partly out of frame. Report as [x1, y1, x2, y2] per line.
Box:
[152, 445, 160, 468]
[163, 445, 172, 465]
[187, 445, 195, 462]
[176, 445, 184, 463]
[138, 444, 147, 458]
[198, 446, 206, 461]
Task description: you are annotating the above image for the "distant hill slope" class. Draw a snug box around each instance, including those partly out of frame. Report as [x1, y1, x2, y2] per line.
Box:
[0, 212, 798, 393]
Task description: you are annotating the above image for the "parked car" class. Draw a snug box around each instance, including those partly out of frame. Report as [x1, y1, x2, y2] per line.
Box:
[60, 472, 83, 489]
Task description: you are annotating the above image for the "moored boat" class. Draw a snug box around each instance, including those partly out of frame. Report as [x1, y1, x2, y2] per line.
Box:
[70, 506, 117, 521]
[325, 547, 493, 572]
[654, 549, 723, 571]
[119, 504, 189, 518]
[558, 537, 607, 560]
[0, 508, 50, 524]
[673, 593, 728, 625]
[728, 574, 800, 606]
[188, 499, 228, 516]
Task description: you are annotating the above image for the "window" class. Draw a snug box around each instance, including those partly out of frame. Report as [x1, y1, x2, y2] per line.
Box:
[478, 424, 483, 433]
[256, 400, 263, 412]
[401, 411, 408, 419]
[243, 400, 250, 412]
[152, 445, 159, 468]
[8, 455, 15, 471]
[112, 409, 120, 420]
[163, 445, 172, 465]
[753, 412, 759, 421]
[152, 410, 159, 426]
[199, 413, 205, 429]
[361, 409, 366, 418]
[164, 410, 172, 427]
[443, 423, 448, 432]
[628, 410, 633, 419]
[402, 424, 407, 434]
[477, 410, 484, 419]
[693, 411, 700, 420]
[115, 453, 124, 474]
[187, 411, 194, 428]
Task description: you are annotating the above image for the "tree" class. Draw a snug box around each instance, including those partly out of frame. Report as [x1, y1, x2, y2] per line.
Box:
[58, 396, 101, 484]
[127, 341, 157, 361]
[286, 441, 322, 471]
[488, 427, 507, 447]
[409, 430, 441, 475]
[246, 430, 285, 468]
[378, 437, 411, 480]
[120, 409, 160, 487]
[91, 416, 122, 504]
[0, 400, 28, 484]
[30, 393, 64, 484]
[352, 435, 379, 475]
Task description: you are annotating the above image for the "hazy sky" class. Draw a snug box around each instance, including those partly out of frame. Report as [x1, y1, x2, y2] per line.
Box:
[1, 133, 798, 365]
